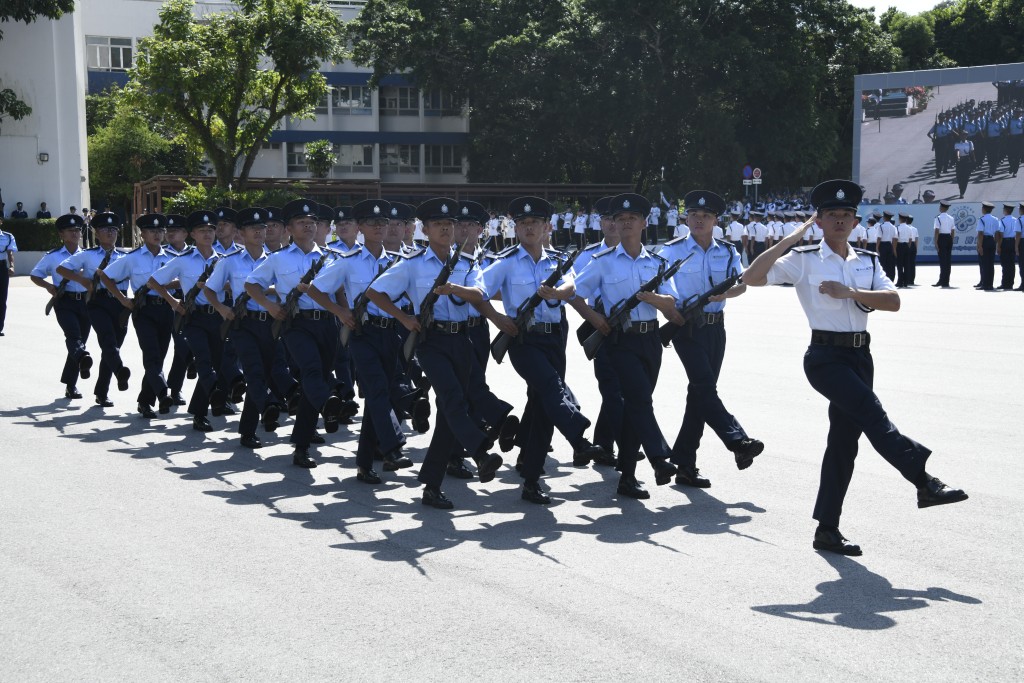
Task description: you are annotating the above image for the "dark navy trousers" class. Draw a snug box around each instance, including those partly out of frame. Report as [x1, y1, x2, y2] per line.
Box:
[232, 314, 276, 437]
[349, 325, 405, 469]
[183, 309, 225, 418]
[132, 299, 173, 407]
[283, 315, 338, 449]
[87, 292, 129, 397]
[54, 295, 90, 387]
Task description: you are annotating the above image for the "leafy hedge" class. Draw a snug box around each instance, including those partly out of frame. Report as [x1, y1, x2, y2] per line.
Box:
[164, 180, 306, 215]
[2, 219, 61, 251]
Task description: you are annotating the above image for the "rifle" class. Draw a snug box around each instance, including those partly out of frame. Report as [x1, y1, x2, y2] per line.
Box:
[271, 253, 329, 341]
[340, 257, 399, 347]
[658, 273, 741, 347]
[580, 258, 685, 361]
[490, 249, 578, 364]
[401, 243, 462, 362]
[219, 292, 251, 341]
[44, 280, 68, 316]
[173, 258, 219, 334]
[85, 249, 115, 305]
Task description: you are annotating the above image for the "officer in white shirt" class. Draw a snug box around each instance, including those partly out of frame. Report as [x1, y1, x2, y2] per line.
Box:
[847, 215, 866, 247]
[673, 213, 691, 239]
[747, 211, 770, 263]
[742, 179, 968, 557]
[646, 205, 661, 244]
[907, 216, 919, 286]
[725, 211, 747, 260]
[895, 212, 913, 288]
[877, 211, 898, 280]
[666, 207, 679, 235]
[997, 203, 1020, 290]
[865, 216, 880, 252]
[932, 201, 955, 287]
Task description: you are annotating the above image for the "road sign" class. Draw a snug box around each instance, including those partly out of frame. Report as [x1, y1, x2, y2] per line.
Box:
[742, 165, 753, 179]
[752, 167, 762, 180]
[743, 179, 752, 186]
[752, 178, 762, 185]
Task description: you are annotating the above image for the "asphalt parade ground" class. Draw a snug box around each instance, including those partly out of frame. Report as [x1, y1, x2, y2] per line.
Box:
[1, 264, 1021, 681]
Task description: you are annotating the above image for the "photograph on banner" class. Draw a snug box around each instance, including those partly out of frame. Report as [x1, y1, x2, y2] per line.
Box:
[867, 202, 990, 261]
[858, 81, 1024, 204]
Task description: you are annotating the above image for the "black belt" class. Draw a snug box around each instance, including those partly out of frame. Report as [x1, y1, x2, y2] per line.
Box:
[194, 304, 218, 315]
[624, 320, 659, 334]
[62, 291, 86, 300]
[145, 295, 166, 305]
[526, 321, 561, 334]
[701, 312, 723, 325]
[432, 321, 467, 334]
[811, 330, 870, 348]
[400, 304, 414, 315]
[298, 309, 330, 320]
[95, 288, 127, 299]
[244, 310, 271, 322]
[366, 314, 395, 329]
[466, 316, 484, 328]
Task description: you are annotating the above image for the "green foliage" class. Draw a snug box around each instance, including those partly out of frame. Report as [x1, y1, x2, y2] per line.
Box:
[0, 86, 32, 132]
[124, 0, 347, 189]
[926, 0, 1024, 66]
[1, 219, 60, 251]
[162, 180, 304, 215]
[303, 139, 337, 179]
[85, 85, 120, 137]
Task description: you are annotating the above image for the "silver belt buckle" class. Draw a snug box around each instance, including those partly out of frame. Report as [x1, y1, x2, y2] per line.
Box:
[542, 322, 552, 334]
[310, 310, 322, 320]
[852, 332, 865, 348]
[638, 321, 649, 334]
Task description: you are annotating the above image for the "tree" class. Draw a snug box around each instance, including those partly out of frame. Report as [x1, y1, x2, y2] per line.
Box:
[304, 139, 336, 178]
[0, 0, 75, 131]
[124, 0, 346, 189]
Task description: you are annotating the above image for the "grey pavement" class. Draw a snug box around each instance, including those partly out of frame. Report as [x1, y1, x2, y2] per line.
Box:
[1, 265, 1021, 681]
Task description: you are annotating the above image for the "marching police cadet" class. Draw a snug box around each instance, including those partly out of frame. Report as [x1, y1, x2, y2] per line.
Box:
[149, 211, 227, 433]
[976, 202, 999, 291]
[877, 211, 898, 280]
[31, 214, 93, 398]
[0, 216, 16, 336]
[163, 215, 194, 406]
[895, 212, 913, 288]
[477, 197, 596, 503]
[565, 193, 681, 500]
[212, 207, 240, 256]
[99, 214, 174, 417]
[743, 179, 968, 556]
[365, 197, 504, 509]
[333, 206, 357, 250]
[307, 199, 415, 483]
[246, 199, 339, 469]
[257, 205, 299, 413]
[203, 207, 276, 449]
[264, 207, 287, 252]
[997, 204, 1019, 290]
[56, 212, 132, 407]
[659, 191, 763, 488]
[932, 202, 955, 287]
[211, 206, 245, 408]
[847, 214, 866, 248]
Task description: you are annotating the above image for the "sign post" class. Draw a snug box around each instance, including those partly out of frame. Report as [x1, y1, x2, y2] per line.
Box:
[742, 164, 753, 198]
[752, 167, 762, 204]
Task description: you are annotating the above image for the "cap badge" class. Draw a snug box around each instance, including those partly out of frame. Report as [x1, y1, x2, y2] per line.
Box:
[168, 219, 175, 226]
[698, 197, 706, 206]
[524, 203, 532, 213]
[391, 208, 398, 216]
[203, 215, 209, 222]
[253, 212, 259, 221]
[836, 189, 846, 200]
[441, 204, 449, 214]
[107, 217, 113, 224]
[152, 218, 158, 226]
[462, 207, 469, 215]
[302, 204, 310, 213]
[623, 200, 631, 209]
[373, 205, 380, 215]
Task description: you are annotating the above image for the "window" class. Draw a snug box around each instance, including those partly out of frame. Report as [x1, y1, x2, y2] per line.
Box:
[331, 86, 372, 115]
[286, 143, 307, 173]
[336, 144, 374, 173]
[86, 36, 133, 71]
[423, 89, 463, 117]
[315, 91, 329, 115]
[380, 86, 419, 116]
[380, 144, 420, 174]
[424, 145, 464, 174]
[260, 142, 281, 150]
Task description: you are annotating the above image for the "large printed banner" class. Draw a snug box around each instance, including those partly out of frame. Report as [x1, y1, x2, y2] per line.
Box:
[866, 202, 1020, 262]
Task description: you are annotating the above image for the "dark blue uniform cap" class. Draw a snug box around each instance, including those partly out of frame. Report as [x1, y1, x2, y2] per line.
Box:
[610, 193, 650, 217]
[457, 200, 488, 224]
[282, 199, 319, 223]
[265, 206, 283, 223]
[352, 199, 391, 221]
[682, 190, 726, 216]
[316, 203, 334, 222]
[136, 213, 167, 230]
[333, 206, 353, 221]
[214, 206, 237, 224]
[238, 207, 269, 227]
[92, 212, 121, 229]
[810, 180, 862, 211]
[186, 210, 216, 231]
[594, 196, 613, 217]
[416, 197, 459, 222]
[165, 214, 188, 230]
[507, 196, 552, 221]
[387, 202, 415, 222]
[56, 213, 84, 231]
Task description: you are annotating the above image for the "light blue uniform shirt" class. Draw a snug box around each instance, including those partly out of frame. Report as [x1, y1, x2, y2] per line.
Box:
[206, 247, 268, 311]
[660, 236, 743, 314]
[312, 244, 398, 315]
[978, 214, 1000, 237]
[1010, 118, 1023, 136]
[572, 244, 679, 322]
[59, 246, 129, 292]
[213, 240, 240, 256]
[999, 216, 1021, 237]
[246, 243, 329, 311]
[151, 247, 221, 305]
[481, 245, 569, 323]
[0, 231, 17, 254]
[103, 245, 171, 295]
[31, 246, 87, 291]
[371, 246, 482, 322]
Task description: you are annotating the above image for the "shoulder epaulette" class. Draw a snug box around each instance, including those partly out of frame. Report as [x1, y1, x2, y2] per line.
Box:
[650, 250, 669, 263]
[224, 248, 246, 259]
[115, 247, 129, 254]
[385, 249, 404, 259]
[88, 245, 104, 252]
[593, 246, 617, 259]
[46, 246, 64, 254]
[172, 245, 195, 257]
[404, 247, 425, 259]
[337, 246, 361, 258]
[581, 242, 601, 252]
[127, 244, 146, 254]
[713, 237, 733, 248]
[493, 245, 518, 258]
[663, 235, 688, 246]
[853, 247, 878, 257]
[269, 244, 288, 253]
[459, 252, 476, 262]
[793, 245, 820, 253]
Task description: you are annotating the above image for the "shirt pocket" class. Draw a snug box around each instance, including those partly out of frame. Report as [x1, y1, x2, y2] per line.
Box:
[851, 267, 874, 290]
[808, 274, 842, 310]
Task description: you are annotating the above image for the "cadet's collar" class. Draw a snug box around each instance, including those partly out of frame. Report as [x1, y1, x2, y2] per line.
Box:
[613, 243, 651, 260]
[819, 240, 857, 262]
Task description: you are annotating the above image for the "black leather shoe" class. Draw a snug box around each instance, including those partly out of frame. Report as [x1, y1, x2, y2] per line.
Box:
[917, 477, 969, 509]
[240, 434, 263, 449]
[411, 396, 431, 433]
[522, 480, 552, 504]
[310, 432, 326, 445]
[652, 459, 678, 486]
[617, 475, 650, 500]
[446, 459, 474, 479]
[229, 377, 247, 403]
[222, 402, 238, 415]
[192, 416, 213, 433]
[730, 438, 764, 470]
[158, 394, 173, 415]
[170, 391, 187, 406]
[210, 389, 228, 417]
[186, 361, 197, 379]
[65, 386, 82, 399]
[95, 395, 114, 408]
[422, 486, 454, 509]
[339, 399, 359, 420]
[321, 395, 342, 433]
[115, 367, 131, 392]
[572, 439, 604, 467]
[78, 354, 93, 380]
[356, 468, 381, 485]
[473, 451, 503, 483]
[293, 448, 317, 468]
[138, 403, 157, 419]
[591, 446, 618, 467]
[675, 465, 711, 488]
[382, 448, 413, 471]
[813, 528, 862, 556]
[497, 414, 519, 453]
[262, 405, 281, 433]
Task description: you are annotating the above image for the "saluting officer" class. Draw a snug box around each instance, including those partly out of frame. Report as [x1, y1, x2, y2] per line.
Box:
[743, 179, 968, 556]
[56, 212, 132, 407]
[98, 214, 173, 417]
[660, 190, 763, 488]
[566, 193, 683, 499]
[31, 214, 93, 398]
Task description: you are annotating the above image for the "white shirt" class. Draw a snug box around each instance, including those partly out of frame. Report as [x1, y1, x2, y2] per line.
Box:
[573, 215, 587, 233]
[848, 224, 866, 243]
[934, 212, 955, 235]
[749, 222, 769, 242]
[550, 213, 559, 228]
[666, 209, 679, 227]
[588, 213, 601, 230]
[725, 221, 746, 241]
[866, 225, 879, 244]
[712, 226, 724, 240]
[766, 241, 895, 332]
[413, 219, 426, 242]
[910, 226, 919, 242]
[673, 223, 691, 239]
[896, 223, 913, 243]
[878, 221, 897, 241]
[647, 207, 661, 226]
